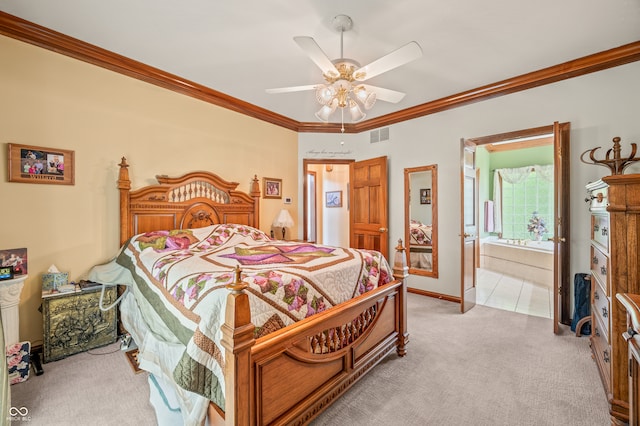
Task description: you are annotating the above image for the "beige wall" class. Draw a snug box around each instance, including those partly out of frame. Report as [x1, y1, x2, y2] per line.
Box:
[0, 36, 298, 344]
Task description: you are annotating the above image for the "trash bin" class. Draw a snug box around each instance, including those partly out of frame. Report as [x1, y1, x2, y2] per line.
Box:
[571, 273, 591, 336]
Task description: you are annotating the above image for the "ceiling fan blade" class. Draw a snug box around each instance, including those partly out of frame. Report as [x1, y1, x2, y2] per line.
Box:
[265, 84, 318, 94]
[293, 36, 340, 77]
[354, 41, 422, 81]
[362, 85, 406, 103]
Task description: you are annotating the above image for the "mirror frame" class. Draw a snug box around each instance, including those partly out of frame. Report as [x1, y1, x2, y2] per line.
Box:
[404, 164, 438, 278]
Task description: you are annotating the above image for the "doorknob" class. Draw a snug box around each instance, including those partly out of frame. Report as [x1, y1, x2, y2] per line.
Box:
[549, 237, 566, 243]
[378, 227, 388, 233]
[463, 233, 475, 238]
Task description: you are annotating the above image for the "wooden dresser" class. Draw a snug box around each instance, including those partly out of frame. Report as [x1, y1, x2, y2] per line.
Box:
[587, 174, 640, 424]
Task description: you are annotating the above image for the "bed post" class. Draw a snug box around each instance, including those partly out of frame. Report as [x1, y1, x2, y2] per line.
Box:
[220, 266, 255, 426]
[118, 157, 132, 246]
[392, 239, 409, 356]
[250, 174, 260, 229]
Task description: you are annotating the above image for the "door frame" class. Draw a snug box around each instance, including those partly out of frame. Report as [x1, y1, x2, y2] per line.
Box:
[302, 159, 354, 242]
[465, 123, 571, 325]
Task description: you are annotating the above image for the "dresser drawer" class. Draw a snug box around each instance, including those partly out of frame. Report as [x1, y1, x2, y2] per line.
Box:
[592, 286, 610, 341]
[588, 185, 608, 211]
[590, 246, 610, 294]
[591, 214, 610, 252]
[591, 322, 611, 391]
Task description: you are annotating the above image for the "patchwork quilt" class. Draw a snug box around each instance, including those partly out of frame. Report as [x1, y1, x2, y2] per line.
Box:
[113, 224, 392, 409]
[410, 220, 432, 246]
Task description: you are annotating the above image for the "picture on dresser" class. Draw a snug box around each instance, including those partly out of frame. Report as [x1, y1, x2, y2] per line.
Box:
[0, 247, 27, 275]
[7, 143, 75, 185]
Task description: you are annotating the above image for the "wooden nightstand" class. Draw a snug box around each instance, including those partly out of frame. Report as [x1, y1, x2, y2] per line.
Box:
[42, 285, 117, 363]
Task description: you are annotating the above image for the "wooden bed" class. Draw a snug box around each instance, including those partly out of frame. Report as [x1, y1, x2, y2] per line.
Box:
[116, 157, 409, 425]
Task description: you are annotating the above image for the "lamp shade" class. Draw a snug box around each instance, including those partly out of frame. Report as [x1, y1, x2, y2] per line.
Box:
[273, 209, 294, 228]
[348, 100, 366, 122]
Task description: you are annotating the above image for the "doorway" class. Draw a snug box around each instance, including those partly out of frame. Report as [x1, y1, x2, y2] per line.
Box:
[462, 124, 571, 326]
[303, 159, 353, 245]
[476, 137, 554, 318]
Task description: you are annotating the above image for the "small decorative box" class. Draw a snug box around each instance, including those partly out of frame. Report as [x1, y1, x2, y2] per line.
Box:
[42, 272, 69, 293]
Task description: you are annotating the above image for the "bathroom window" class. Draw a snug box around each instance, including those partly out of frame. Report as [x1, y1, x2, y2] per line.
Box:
[500, 169, 554, 240]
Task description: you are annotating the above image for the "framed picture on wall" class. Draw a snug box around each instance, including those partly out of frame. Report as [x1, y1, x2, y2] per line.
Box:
[0, 247, 27, 276]
[326, 190, 342, 208]
[263, 177, 282, 199]
[420, 188, 431, 204]
[8, 143, 75, 185]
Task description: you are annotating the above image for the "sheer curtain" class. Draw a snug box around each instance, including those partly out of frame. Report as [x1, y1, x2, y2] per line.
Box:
[492, 165, 553, 233]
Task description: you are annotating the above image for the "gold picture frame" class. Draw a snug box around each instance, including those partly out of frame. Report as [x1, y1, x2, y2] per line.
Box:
[8, 143, 75, 185]
[263, 177, 282, 199]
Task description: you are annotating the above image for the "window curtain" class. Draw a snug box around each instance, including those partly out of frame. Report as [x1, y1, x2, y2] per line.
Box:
[492, 165, 552, 233]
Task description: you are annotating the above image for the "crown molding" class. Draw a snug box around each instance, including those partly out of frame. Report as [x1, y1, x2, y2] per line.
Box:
[1, 11, 639, 134]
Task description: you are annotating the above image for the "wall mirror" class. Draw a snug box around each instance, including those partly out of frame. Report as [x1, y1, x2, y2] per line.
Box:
[404, 164, 438, 278]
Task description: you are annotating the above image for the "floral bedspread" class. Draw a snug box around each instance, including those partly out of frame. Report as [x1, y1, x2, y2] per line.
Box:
[115, 223, 392, 407]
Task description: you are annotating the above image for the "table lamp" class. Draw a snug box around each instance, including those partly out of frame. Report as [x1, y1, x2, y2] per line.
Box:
[272, 209, 294, 240]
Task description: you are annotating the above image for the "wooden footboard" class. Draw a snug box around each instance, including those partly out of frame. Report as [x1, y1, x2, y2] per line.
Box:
[218, 242, 409, 425]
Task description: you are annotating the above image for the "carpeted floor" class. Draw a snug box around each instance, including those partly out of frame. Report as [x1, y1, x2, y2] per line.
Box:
[313, 294, 610, 426]
[9, 294, 610, 425]
[10, 342, 154, 425]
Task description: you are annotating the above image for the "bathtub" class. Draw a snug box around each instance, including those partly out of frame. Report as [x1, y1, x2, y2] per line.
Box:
[480, 238, 553, 287]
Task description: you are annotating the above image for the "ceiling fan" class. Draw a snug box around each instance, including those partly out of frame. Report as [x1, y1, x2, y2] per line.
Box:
[266, 15, 423, 123]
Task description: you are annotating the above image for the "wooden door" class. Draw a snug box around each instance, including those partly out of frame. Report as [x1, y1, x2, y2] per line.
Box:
[461, 140, 478, 312]
[553, 121, 571, 333]
[349, 156, 389, 258]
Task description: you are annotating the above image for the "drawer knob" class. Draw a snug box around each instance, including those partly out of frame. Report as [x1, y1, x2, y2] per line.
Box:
[602, 306, 608, 318]
[595, 326, 601, 337]
[600, 266, 607, 275]
[601, 227, 608, 236]
[604, 349, 610, 363]
[592, 256, 598, 265]
[594, 224, 600, 232]
[594, 291, 600, 300]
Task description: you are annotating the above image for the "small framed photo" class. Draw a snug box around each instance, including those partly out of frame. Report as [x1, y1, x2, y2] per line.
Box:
[326, 190, 342, 208]
[0, 247, 27, 276]
[8, 143, 75, 185]
[420, 188, 431, 204]
[263, 177, 282, 199]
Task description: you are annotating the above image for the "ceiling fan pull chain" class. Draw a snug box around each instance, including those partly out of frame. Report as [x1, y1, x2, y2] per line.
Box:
[340, 109, 345, 145]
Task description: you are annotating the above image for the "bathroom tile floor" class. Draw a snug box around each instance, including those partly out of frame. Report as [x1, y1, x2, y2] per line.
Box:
[476, 267, 552, 319]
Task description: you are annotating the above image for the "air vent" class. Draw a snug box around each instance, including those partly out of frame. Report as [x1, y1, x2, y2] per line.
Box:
[370, 127, 390, 143]
[380, 127, 389, 141]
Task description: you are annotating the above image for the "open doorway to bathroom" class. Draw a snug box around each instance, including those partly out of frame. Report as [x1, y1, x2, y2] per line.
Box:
[474, 132, 557, 319]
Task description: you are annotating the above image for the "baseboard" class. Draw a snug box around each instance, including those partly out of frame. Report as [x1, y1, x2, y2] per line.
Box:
[408, 287, 460, 303]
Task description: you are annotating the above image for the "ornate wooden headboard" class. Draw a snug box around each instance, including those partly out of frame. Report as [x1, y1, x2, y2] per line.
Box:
[117, 157, 260, 245]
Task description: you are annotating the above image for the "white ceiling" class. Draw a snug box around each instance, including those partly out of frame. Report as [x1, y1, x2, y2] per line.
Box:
[1, 0, 639, 124]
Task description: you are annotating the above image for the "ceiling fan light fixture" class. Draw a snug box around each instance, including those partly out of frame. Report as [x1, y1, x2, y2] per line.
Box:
[348, 100, 366, 122]
[315, 84, 336, 105]
[315, 100, 338, 122]
[354, 86, 377, 110]
[266, 15, 421, 123]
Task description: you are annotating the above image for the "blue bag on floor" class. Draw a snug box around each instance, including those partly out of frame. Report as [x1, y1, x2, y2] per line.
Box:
[570, 273, 591, 335]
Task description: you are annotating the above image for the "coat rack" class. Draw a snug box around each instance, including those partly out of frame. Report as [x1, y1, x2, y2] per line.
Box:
[580, 136, 640, 175]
